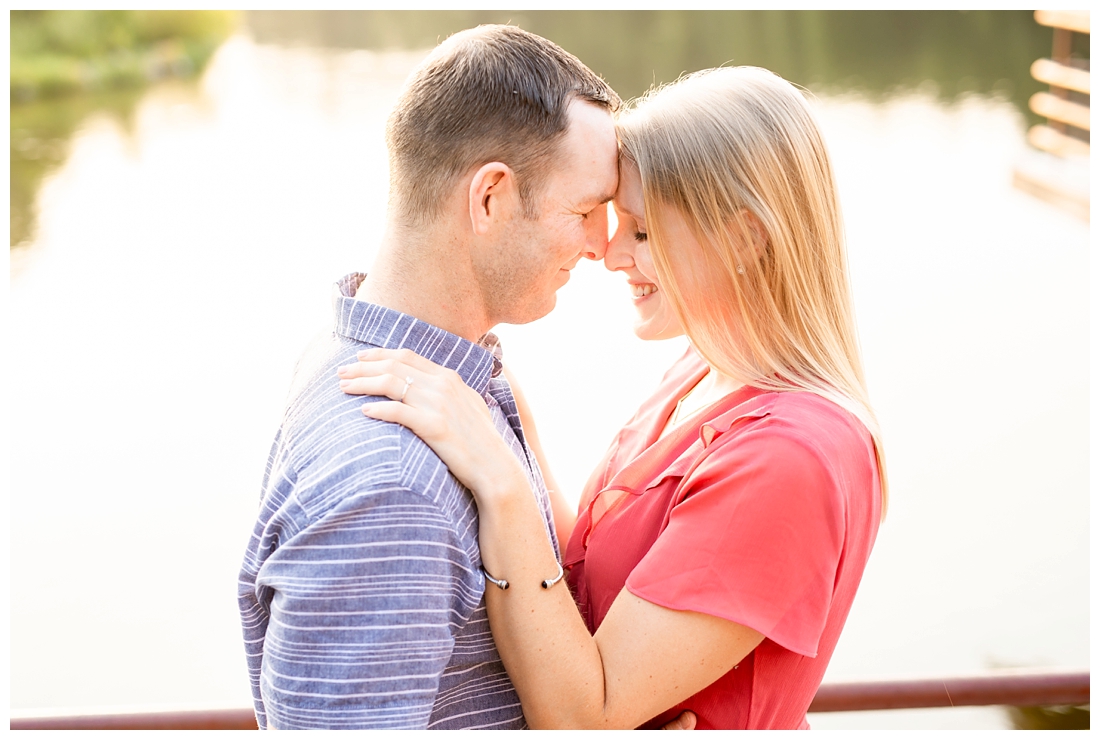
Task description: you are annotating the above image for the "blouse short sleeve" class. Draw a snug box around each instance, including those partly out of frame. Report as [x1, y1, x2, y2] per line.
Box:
[624, 417, 847, 657]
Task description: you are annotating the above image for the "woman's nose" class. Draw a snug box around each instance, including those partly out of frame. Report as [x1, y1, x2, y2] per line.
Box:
[603, 221, 634, 272]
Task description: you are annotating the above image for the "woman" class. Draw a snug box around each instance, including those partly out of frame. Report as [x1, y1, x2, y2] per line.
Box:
[338, 66, 885, 730]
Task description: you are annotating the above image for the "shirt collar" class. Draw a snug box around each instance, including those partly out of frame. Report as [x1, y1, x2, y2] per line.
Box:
[332, 272, 503, 395]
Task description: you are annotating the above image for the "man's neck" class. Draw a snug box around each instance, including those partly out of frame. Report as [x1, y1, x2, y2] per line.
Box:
[356, 225, 493, 343]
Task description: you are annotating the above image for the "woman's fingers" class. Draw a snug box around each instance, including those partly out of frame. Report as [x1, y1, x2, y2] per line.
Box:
[660, 711, 697, 730]
[337, 357, 415, 381]
[360, 400, 416, 426]
[336, 345, 515, 497]
[356, 346, 441, 374]
[337, 355, 427, 400]
[339, 352, 470, 412]
[360, 400, 452, 453]
[338, 373, 410, 400]
[340, 347, 463, 384]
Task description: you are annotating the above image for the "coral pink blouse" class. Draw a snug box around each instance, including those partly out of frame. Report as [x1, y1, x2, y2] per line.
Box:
[563, 348, 881, 730]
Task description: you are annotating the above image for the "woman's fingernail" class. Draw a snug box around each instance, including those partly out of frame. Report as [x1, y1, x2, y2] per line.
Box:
[337, 365, 348, 375]
[339, 379, 350, 389]
[356, 350, 370, 359]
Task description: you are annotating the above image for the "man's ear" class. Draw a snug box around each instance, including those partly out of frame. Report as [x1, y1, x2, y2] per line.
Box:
[468, 162, 517, 235]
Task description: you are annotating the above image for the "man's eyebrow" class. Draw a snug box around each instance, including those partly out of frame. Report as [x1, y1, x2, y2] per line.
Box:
[579, 190, 615, 209]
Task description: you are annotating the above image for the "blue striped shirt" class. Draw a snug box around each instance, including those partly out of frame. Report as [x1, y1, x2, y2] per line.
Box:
[238, 273, 557, 730]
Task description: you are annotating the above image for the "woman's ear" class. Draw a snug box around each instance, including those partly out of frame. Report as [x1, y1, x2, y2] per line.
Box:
[734, 209, 769, 262]
[468, 162, 517, 235]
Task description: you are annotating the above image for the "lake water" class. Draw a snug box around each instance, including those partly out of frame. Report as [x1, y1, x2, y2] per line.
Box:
[9, 17, 1089, 730]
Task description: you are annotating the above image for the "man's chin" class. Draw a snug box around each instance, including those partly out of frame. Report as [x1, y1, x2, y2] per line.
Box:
[501, 295, 557, 326]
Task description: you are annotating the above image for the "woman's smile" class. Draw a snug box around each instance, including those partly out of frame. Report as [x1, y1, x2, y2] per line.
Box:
[605, 160, 684, 341]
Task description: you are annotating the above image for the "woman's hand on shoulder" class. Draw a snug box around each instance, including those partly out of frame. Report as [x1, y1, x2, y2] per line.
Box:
[661, 711, 698, 730]
[337, 347, 527, 499]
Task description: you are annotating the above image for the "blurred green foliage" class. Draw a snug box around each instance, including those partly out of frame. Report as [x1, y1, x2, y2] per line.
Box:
[10, 10, 237, 102]
[1008, 705, 1089, 730]
[10, 88, 145, 247]
[10, 10, 238, 247]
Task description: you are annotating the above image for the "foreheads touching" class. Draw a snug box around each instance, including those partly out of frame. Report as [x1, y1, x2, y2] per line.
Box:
[385, 25, 621, 229]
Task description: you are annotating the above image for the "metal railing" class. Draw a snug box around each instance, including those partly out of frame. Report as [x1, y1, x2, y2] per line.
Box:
[807, 668, 1089, 713]
[10, 668, 1089, 730]
[10, 707, 259, 731]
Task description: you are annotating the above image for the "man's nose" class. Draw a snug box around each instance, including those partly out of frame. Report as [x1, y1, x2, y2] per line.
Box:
[581, 204, 610, 262]
[582, 233, 609, 262]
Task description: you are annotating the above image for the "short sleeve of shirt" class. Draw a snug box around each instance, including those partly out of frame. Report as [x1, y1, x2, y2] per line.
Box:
[625, 419, 845, 657]
[255, 486, 481, 730]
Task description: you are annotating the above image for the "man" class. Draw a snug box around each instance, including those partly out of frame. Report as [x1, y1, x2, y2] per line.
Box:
[238, 25, 620, 730]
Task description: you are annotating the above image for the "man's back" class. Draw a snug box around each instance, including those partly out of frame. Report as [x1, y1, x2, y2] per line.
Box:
[238, 274, 555, 729]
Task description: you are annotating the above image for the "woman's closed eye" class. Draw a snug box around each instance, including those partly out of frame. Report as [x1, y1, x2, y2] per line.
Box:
[634, 231, 648, 242]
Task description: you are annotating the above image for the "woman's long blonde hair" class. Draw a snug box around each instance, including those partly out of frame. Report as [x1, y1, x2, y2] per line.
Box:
[618, 66, 888, 513]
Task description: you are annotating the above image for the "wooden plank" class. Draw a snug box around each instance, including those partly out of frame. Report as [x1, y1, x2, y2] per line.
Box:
[1030, 91, 1091, 130]
[1031, 58, 1091, 93]
[1034, 10, 1090, 34]
[1028, 124, 1091, 158]
[1012, 168, 1090, 223]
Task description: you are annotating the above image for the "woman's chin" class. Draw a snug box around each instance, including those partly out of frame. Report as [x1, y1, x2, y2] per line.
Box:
[633, 318, 685, 342]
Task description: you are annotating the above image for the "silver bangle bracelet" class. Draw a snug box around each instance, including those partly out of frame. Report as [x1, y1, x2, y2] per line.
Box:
[482, 562, 565, 591]
[482, 568, 509, 591]
[540, 561, 565, 590]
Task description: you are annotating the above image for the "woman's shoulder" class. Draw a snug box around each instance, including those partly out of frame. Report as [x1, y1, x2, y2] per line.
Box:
[703, 389, 876, 487]
[769, 389, 869, 435]
[729, 388, 869, 443]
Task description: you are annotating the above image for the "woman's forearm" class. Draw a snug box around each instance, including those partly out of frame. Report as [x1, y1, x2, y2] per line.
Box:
[477, 474, 610, 729]
[479, 474, 762, 729]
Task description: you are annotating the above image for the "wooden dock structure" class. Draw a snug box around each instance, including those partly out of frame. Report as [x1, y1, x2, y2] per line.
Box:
[1012, 10, 1090, 221]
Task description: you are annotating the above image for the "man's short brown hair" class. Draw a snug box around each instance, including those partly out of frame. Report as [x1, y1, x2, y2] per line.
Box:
[386, 25, 620, 226]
